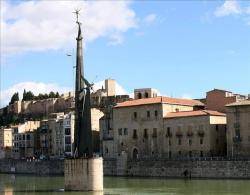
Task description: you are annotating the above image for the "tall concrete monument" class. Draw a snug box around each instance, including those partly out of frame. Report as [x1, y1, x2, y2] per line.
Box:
[64, 10, 103, 192]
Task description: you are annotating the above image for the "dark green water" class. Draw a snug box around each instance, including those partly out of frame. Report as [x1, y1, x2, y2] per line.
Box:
[1, 174, 250, 195]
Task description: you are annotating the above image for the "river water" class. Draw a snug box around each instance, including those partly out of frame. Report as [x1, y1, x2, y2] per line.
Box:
[1, 174, 250, 195]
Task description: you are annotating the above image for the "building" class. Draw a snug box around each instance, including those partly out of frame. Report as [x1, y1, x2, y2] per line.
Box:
[102, 95, 205, 160]
[63, 112, 75, 157]
[0, 128, 12, 159]
[163, 110, 226, 158]
[11, 121, 40, 159]
[206, 89, 247, 113]
[134, 88, 158, 99]
[226, 100, 250, 157]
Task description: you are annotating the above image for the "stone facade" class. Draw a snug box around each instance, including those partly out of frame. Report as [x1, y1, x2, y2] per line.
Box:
[163, 113, 226, 158]
[134, 88, 158, 99]
[226, 100, 250, 157]
[0, 128, 12, 159]
[107, 96, 205, 160]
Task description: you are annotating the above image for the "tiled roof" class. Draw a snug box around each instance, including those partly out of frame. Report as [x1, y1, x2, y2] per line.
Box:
[164, 110, 225, 119]
[226, 100, 250, 107]
[114, 96, 204, 108]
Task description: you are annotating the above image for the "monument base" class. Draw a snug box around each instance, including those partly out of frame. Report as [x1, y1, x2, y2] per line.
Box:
[64, 157, 103, 191]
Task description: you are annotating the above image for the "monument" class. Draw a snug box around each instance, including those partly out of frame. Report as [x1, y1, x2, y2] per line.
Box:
[64, 10, 103, 191]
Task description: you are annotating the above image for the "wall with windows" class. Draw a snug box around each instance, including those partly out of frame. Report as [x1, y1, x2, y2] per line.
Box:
[113, 104, 165, 160]
[226, 104, 250, 157]
[163, 115, 226, 158]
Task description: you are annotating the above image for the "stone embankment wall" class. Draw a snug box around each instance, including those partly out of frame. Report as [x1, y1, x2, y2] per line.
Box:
[126, 159, 250, 179]
[0, 159, 64, 175]
[2, 158, 250, 179]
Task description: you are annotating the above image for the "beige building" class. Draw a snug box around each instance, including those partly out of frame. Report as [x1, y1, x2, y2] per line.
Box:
[226, 100, 250, 157]
[163, 110, 226, 158]
[105, 95, 205, 160]
[12, 121, 40, 159]
[0, 128, 12, 159]
[134, 88, 158, 99]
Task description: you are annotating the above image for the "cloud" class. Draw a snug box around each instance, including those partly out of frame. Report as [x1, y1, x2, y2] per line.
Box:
[0, 82, 71, 107]
[214, 0, 241, 17]
[0, 1, 137, 55]
[143, 14, 157, 25]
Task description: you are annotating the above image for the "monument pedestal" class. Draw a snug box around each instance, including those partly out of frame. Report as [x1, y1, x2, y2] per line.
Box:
[64, 157, 103, 191]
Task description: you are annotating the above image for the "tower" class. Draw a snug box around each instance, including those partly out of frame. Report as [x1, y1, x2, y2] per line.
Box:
[73, 9, 93, 158]
[65, 10, 103, 192]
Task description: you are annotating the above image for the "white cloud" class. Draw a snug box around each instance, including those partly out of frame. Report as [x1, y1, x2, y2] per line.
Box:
[0, 1, 137, 55]
[144, 14, 157, 25]
[214, 0, 241, 17]
[0, 82, 71, 107]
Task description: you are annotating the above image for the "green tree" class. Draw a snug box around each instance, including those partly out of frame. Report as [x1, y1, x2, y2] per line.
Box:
[22, 89, 27, 101]
[55, 92, 60, 98]
[49, 91, 56, 98]
[9, 92, 19, 104]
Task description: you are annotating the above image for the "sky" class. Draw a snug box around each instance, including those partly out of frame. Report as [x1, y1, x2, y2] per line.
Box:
[1, 0, 250, 107]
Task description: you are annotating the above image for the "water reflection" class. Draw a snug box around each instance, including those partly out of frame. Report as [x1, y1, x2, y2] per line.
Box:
[1, 174, 250, 194]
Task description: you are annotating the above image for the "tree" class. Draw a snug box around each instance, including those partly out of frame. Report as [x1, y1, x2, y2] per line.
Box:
[23, 90, 34, 101]
[22, 89, 27, 101]
[49, 91, 56, 98]
[55, 92, 60, 98]
[9, 92, 19, 104]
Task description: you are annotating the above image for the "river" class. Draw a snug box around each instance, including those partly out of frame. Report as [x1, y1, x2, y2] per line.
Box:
[1, 174, 250, 194]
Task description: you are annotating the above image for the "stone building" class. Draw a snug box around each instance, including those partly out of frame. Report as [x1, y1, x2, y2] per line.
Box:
[226, 100, 250, 157]
[103, 95, 205, 160]
[163, 110, 226, 158]
[0, 128, 12, 159]
[11, 121, 40, 159]
[206, 89, 246, 113]
[134, 88, 158, 99]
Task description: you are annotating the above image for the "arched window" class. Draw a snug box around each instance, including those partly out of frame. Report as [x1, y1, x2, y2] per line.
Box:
[132, 148, 138, 159]
[145, 92, 149, 98]
[138, 93, 142, 99]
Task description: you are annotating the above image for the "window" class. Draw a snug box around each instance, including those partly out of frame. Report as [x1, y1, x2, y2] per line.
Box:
[138, 93, 142, 99]
[200, 151, 203, 157]
[26, 134, 31, 140]
[169, 151, 172, 159]
[133, 129, 138, 139]
[200, 138, 203, 145]
[105, 147, 108, 154]
[124, 128, 128, 135]
[152, 128, 157, 138]
[133, 112, 137, 119]
[189, 139, 192, 146]
[133, 148, 138, 159]
[144, 129, 148, 139]
[178, 138, 181, 145]
[166, 127, 171, 137]
[154, 110, 158, 117]
[175, 108, 179, 112]
[145, 92, 149, 98]
[169, 139, 171, 146]
[189, 151, 192, 157]
[118, 128, 122, 136]
[216, 125, 219, 132]
[178, 151, 181, 155]
[65, 137, 71, 144]
[65, 128, 71, 135]
[147, 111, 150, 118]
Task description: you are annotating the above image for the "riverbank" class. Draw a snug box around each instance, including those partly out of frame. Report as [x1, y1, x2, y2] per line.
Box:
[1, 158, 250, 179]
